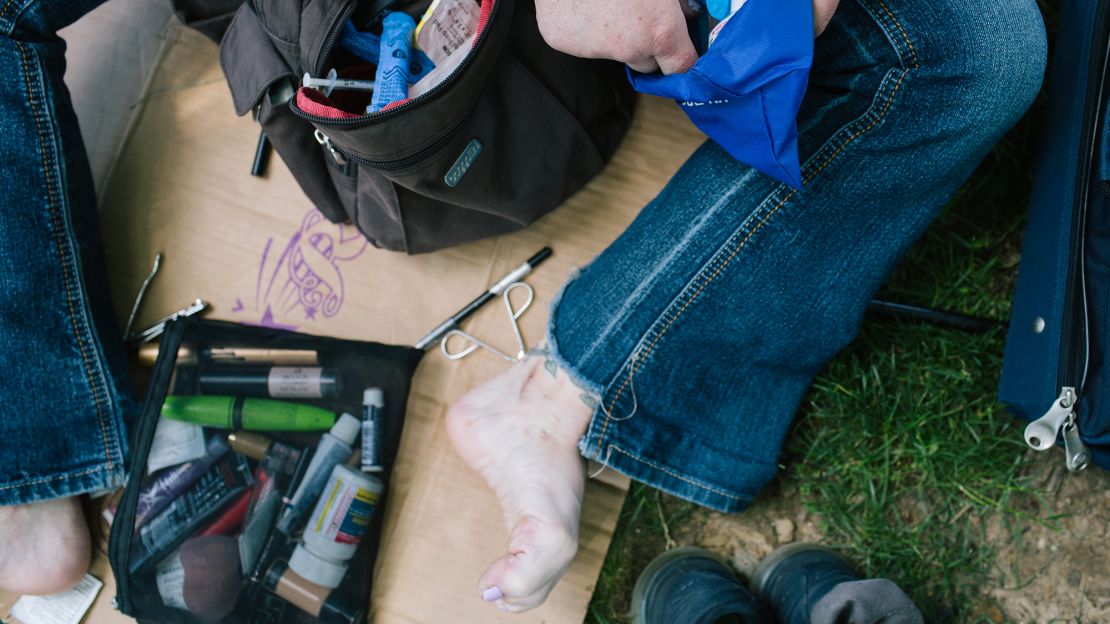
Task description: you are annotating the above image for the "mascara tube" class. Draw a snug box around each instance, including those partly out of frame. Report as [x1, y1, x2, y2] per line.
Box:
[199, 367, 341, 399]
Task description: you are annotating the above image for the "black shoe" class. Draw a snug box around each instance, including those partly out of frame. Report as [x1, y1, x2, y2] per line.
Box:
[749, 543, 861, 624]
[631, 547, 774, 624]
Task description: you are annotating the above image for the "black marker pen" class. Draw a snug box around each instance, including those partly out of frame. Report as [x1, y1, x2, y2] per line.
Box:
[413, 247, 553, 350]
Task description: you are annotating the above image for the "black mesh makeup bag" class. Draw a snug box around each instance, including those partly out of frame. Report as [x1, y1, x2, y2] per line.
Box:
[107, 318, 423, 623]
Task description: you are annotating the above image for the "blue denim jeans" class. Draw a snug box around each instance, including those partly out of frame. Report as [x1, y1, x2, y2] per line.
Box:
[0, 0, 136, 506]
[0, 0, 1045, 513]
[549, 0, 1046, 511]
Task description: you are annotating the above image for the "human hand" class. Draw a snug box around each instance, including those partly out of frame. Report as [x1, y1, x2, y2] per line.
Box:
[534, 0, 843, 74]
[813, 0, 840, 36]
[534, 0, 698, 74]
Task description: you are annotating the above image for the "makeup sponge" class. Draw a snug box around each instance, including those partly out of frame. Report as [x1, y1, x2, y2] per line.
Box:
[180, 535, 244, 621]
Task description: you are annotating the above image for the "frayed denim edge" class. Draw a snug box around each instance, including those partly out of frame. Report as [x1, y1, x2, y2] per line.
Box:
[545, 270, 606, 399]
[546, 268, 767, 513]
[545, 270, 611, 464]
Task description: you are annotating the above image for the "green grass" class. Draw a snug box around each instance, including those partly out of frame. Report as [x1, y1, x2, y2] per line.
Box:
[588, 60, 1059, 624]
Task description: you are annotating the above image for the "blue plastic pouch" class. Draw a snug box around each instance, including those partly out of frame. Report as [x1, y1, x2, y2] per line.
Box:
[628, 0, 813, 187]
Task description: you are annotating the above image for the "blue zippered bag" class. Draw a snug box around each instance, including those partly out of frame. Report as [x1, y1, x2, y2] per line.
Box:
[627, 0, 813, 188]
[999, 0, 1110, 473]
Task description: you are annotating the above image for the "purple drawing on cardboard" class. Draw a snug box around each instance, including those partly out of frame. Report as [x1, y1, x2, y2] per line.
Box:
[237, 210, 367, 330]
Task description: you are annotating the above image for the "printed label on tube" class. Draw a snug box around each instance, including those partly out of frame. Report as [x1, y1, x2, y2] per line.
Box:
[267, 367, 324, 398]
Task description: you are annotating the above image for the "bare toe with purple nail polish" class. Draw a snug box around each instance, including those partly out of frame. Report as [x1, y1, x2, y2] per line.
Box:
[447, 349, 593, 613]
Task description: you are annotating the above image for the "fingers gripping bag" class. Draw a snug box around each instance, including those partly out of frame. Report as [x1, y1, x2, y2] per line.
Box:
[629, 0, 814, 188]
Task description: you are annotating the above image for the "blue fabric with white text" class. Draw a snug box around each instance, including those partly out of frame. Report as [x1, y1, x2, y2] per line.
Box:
[628, 0, 813, 187]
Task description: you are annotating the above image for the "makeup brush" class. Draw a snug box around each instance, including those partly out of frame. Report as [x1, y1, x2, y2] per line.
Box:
[180, 535, 244, 621]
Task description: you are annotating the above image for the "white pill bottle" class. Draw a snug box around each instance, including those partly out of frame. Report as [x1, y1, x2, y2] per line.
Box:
[289, 464, 384, 588]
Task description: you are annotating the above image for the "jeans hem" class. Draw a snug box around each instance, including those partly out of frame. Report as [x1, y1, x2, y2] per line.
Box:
[546, 274, 608, 399]
[0, 464, 126, 506]
[581, 442, 758, 513]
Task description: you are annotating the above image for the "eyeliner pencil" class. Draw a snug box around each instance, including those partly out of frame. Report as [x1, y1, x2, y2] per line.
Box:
[414, 247, 553, 350]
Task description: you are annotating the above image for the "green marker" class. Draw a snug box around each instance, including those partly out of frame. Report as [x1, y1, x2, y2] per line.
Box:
[162, 396, 336, 431]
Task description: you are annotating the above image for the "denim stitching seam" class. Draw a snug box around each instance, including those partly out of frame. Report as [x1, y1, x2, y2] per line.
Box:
[801, 68, 909, 183]
[0, 0, 21, 33]
[0, 466, 110, 492]
[865, 0, 921, 69]
[608, 445, 746, 502]
[571, 171, 757, 367]
[593, 57, 913, 460]
[594, 188, 796, 457]
[18, 42, 115, 472]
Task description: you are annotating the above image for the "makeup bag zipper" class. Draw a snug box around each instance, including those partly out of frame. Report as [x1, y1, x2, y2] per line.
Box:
[108, 320, 188, 614]
[1023, 7, 1110, 473]
[293, 0, 500, 128]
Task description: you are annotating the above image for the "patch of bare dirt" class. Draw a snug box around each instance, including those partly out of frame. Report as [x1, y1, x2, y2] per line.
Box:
[668, 480, 823, 580]
[676, 455, 1110, 622]
[975, 453, 1110, 623]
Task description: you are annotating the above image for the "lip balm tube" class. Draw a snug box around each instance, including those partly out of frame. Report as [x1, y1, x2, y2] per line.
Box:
[135, 436, 231, 529]
[162, 396, 336, 431]
[360, 388, 384, 473]
[276, 413, 361, 535]
[199, 367, 342, 399]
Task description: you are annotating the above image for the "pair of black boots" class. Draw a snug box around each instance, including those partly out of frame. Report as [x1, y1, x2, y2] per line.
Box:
[631, 543, 921, 624]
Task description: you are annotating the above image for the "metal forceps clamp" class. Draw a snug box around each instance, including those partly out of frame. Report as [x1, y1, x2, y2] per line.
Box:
[441, 282, 534, 362]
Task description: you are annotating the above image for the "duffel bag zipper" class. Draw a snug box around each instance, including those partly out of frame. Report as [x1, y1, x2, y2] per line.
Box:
[315, 115, 466, 171]
[1025, 6, 1110, 473]
[294, 0, 500, 127]
[1026, 388, 1090, 472]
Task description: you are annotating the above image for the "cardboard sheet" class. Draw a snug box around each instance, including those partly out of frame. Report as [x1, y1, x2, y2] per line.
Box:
[60, 0, 175, 197]
[1, 19, 705, 624]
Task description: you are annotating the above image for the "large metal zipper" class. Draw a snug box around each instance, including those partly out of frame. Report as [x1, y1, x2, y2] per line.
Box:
[1025, 3, 1110, 473]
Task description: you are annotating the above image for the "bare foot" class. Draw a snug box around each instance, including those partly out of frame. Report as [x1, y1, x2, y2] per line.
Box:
[0, 497, 91, 595]
[446, 348, 594, 613]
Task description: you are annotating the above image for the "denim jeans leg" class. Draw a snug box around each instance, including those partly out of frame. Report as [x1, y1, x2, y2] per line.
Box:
[0, 0, 136, 505]
[548, 0, 1047, 512]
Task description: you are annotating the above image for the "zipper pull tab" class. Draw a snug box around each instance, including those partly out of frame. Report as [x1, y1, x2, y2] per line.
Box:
[314, 129, 348, 166]
[1025, 387, 1077, 451]
[1061, 414, 1091, 473]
